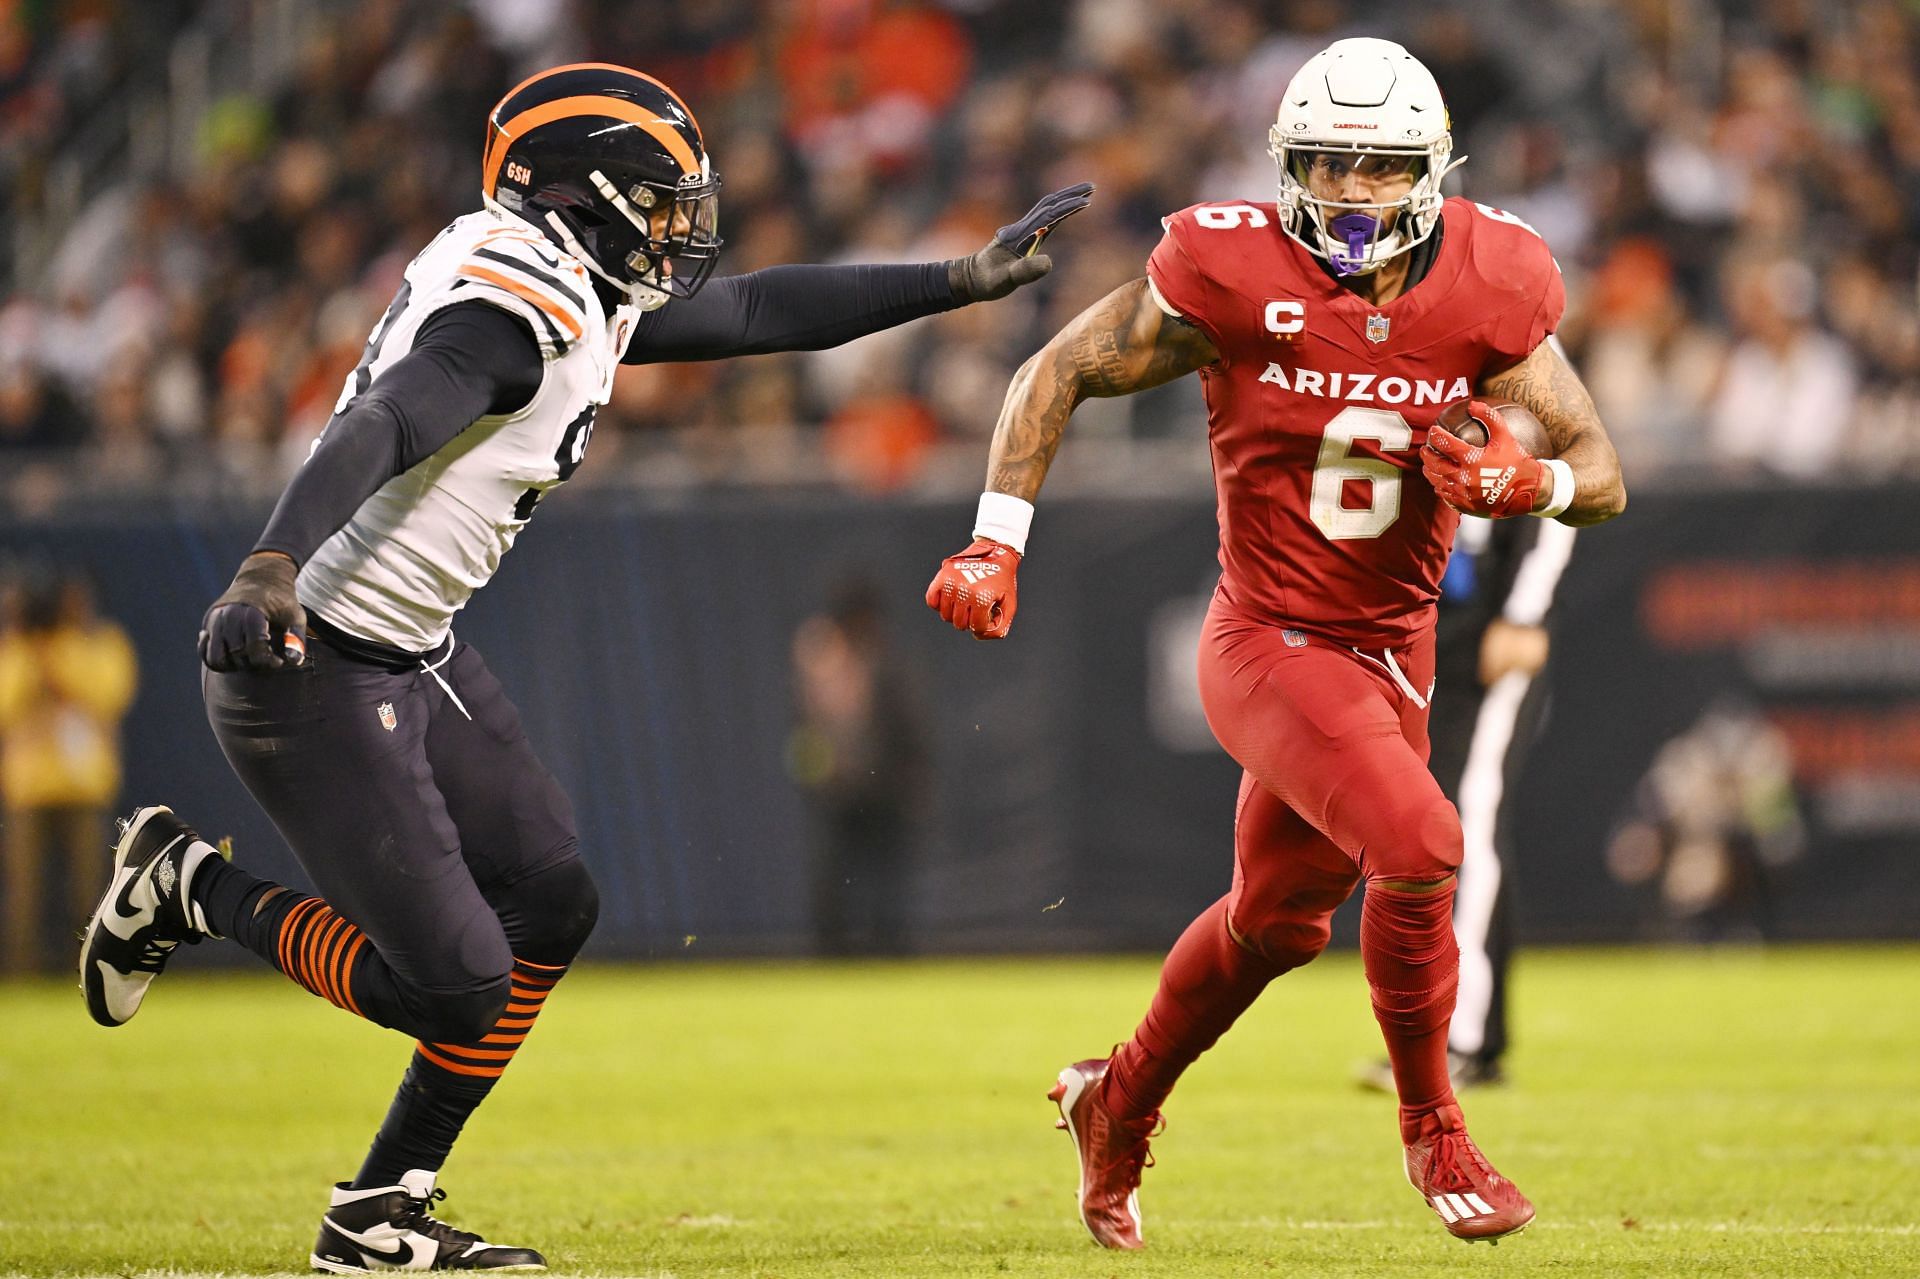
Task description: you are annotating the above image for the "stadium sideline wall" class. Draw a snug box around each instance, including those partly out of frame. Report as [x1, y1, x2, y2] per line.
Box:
[6, 484, 1914, 959]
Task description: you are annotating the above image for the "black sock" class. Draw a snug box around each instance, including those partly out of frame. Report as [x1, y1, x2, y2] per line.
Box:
[191, 856, 286, 953]
[354, 1055, 494, 1188]
[354, 958, 565, 1188]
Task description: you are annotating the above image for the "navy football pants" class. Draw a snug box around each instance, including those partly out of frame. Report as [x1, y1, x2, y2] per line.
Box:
[202, 622, 593, 1037]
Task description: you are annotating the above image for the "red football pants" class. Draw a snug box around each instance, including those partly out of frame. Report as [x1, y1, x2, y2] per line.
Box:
[1107, 593, 1464, 1138]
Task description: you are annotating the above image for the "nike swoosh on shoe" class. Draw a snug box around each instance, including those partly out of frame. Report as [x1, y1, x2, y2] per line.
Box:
[100, 833, 187, 941]
[323, 1218, 422, 1267]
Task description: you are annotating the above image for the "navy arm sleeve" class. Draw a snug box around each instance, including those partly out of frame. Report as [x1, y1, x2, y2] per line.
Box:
[253, 302, 544, 566]
[623, 261, 962, 363]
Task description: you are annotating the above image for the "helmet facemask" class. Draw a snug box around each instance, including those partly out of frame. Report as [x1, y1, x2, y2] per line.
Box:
[531, 167, 721, 309]
[1269, 135, 1461, 276]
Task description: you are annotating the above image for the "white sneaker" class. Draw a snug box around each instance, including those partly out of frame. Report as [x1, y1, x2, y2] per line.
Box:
[311, 1170, 547, 1272]
[78, 805, 220, 1026]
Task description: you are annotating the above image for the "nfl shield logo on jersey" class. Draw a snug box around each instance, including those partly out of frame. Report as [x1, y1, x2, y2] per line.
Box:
[377, 702, 397, 732]
[1366, 313, 1390, 344]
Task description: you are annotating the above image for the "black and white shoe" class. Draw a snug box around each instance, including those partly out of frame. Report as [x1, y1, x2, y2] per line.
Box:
[312, 1171, 546, 1272]
[79, 805, 221, 1027]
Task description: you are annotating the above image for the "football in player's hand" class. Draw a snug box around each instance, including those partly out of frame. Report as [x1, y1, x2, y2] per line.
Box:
[1435, 399, 1552, 457]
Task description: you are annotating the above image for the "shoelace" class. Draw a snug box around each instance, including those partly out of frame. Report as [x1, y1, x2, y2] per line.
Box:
[1426, 1129, 1496, 1193]
[401, 1187, 483, 1249]
[1097, 1112, 1166, 1189]
[125, 861, 202, 968]
[128, 934, 179, 973]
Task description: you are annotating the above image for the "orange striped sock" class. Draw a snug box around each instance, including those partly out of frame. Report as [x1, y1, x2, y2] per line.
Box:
[413, 958, 565, 1080]
[269, 895, 371, 1017]
[354, 956, 572, 1186]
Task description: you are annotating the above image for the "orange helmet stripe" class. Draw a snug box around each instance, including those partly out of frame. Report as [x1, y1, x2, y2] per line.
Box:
[484, 94, 700, 197]
[489, 61, 700, 138]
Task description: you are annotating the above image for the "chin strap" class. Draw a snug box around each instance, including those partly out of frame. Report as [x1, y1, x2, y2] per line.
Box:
[541, 210, 671, 312]
[485, 195, 671, 312]
[589, 169, 682, 311]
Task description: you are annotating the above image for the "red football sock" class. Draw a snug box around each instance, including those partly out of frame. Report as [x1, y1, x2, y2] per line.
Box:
[1104, 897, 1288, 1119]
[1360, 879, 1461, 1142]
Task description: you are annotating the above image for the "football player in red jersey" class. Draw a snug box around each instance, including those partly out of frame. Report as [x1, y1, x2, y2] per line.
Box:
[927, 36, 1624, 1248]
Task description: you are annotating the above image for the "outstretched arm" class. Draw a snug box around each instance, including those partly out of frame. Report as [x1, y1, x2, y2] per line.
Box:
[986, 276, 1219, 501]
[625, 262, 962, 362]
[1478, 338, 1627, 526]
[627, 183, 1095, 364]
[926, 277, 1217, 639]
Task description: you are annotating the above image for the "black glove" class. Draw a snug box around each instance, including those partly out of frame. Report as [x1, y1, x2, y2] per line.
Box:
[948, 181, 1096, 302]
[199, 551, 307, 672]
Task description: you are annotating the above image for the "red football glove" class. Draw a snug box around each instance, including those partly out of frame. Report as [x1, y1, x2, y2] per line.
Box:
[925, 538, 1022, 639]
[1422, 400, 1546, 519]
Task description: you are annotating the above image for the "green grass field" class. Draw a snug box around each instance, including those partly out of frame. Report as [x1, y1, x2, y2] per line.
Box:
[2, 947, 1916, 1278]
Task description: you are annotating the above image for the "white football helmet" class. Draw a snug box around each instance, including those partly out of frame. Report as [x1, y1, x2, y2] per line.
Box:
[1267, 37, 1464, 276]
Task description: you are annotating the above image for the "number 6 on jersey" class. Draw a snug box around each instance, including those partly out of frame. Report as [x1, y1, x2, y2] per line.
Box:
[1311, 407, 1410, 541]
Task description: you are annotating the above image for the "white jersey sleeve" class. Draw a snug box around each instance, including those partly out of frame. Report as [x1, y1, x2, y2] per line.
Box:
[448, 224, 595, 361]
[296, 209, 643, 652]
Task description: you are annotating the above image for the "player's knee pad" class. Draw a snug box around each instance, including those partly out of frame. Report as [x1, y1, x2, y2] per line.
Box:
[1363, 791, 1463, 883]
[383, 895, 515, 1040]
[1236, 915, 1333, 972]
[411, 976, 513, 1045]
[499, 854, 600, 967]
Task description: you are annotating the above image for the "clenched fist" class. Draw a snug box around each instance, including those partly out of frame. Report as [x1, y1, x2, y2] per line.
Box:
[200, 550, 307, 672]
[925, 538, 1022, 639]
[1422, 399, 1548, 519]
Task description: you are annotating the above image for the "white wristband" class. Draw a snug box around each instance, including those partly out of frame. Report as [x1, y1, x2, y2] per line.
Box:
[1535, 458, 1576, 519]
[973, 491, 1035, 555]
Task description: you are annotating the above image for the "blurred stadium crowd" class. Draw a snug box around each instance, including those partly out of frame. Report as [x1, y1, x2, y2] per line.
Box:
[2, 0, 1917, 506]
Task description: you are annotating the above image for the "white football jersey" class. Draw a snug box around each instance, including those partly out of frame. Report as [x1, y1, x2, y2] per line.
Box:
[298, 209, 642, 651]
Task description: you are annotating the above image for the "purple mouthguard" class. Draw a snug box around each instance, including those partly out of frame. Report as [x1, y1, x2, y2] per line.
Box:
[1328, 212, 1379, 275]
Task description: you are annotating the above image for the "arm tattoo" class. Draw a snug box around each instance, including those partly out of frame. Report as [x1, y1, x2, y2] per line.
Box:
[1485, 343, 1596, 454]
[987, 278, 1217, 500]
[1074, 327, 1132, 396]
[1481, 340, 1628, 526]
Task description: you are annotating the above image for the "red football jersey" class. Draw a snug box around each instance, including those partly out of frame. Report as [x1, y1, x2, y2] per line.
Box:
[1146, 196, 1564, 647]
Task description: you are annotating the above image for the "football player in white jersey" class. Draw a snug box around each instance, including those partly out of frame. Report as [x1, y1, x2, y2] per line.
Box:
[77, 63, 1092, 1273]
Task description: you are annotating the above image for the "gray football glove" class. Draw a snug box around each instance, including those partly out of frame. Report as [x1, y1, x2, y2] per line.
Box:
[948, 181, 1096, 302]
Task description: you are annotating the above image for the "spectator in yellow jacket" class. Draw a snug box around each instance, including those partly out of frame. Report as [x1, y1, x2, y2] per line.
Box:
[0, 569, 137, 973]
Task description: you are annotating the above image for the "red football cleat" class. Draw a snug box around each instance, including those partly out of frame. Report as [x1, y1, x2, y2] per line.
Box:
[1048, 1057, 1163, 1250]
[1403, 1104, 1535, 1242]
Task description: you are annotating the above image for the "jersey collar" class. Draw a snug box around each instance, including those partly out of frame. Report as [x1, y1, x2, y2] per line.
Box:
[1301, 200, 1472, 358]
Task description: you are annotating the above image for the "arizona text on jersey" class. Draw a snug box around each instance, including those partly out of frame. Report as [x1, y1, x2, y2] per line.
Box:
[1145, 196, 1563, 647]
